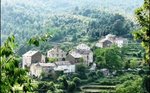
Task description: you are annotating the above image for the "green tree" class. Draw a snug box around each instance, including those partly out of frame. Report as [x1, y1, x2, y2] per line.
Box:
[76, 63, 87, 79]
[130, 58, 139, 69]
[0, 36, 32, 93]
[67, 81, 76, 92]
[0, 33, 52, 92]
[133, 0, 150, 92]
[96, 70, 104, 77]
[134, 0, 150, 68]
[88, 71, 97, 80]
[116, 77, 143, 93]
[95, 47, 123, 70]
[73, 77, 81, 87]
[72, 34, 77, 42]
[37, 82, 55, 93]
[57, 75, 68, 90]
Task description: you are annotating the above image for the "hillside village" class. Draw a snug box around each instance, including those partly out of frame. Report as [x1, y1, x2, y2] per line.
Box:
[2, 0, 149, 92]
[22, 34, 128, 78]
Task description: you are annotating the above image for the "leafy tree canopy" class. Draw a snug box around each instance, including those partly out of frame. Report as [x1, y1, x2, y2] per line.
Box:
[0, 36, 32, 93]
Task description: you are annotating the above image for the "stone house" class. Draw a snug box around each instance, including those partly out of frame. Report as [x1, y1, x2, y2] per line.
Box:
[96, 39, 113, 48]
[76, 43, 91, 50]
[47, 46, 67, 61]
[96, 34, 128, 48]
[76, 43, 93, 65]
[66, 43, 93, 66]
[22, 50, 45, 69]
[30, 63, 56, 77]
[30, 61, 75, 77]
[66, 51, 83, 64]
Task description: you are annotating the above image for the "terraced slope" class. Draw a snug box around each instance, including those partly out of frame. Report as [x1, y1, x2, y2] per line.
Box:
[81, 84, 116, 93]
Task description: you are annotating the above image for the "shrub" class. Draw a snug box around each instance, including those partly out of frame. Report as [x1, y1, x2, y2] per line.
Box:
[71, 73, 80, 79]
[76, 64, 87, 79]
[130, 58, 139, 69]
[47, 58, 58, 63]
[116, 78, 143, 93]
[81, 79, 89, 84]
[73, 77, 81, 87]
[57, 75, 68, 89]
[68, 81, 76, 92]
[54, 89, 64, 93]
[37, 82, 55, 93]
[87, 71, 97, 80]
[96, 70, 104, 77]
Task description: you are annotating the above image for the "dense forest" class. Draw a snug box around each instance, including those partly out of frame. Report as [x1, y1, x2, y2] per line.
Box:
[1, 0, 143, 54]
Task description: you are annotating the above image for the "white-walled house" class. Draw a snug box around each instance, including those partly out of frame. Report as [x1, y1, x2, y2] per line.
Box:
[115, 37, 128, 47]
[54, 61, 75, 73]
[47, 46, 67, 60]
[96, 34, 128, 48]
[100, 68, 110, 76]
[22, 50, 45, 69]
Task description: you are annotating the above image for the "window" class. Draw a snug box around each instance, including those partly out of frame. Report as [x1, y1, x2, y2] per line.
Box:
[52, 54, 54, 57]
[57, 54, 59, 57]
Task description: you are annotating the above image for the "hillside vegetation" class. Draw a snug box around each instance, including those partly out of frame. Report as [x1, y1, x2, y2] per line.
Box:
[1, 0, 143, 54]
[1, 0, 149, 93]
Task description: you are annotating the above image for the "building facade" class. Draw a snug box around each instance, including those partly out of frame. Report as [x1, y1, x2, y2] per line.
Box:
[66, 51, 83, 64]
[67, 43, 93, 66]
[30, 63, 56, 77]
[47, 46, 67, 61]
[22, 50, 44, 69]
[54, 61, 75, 73]
[96, 34, 128, 48]
[30, 61, 75, 77]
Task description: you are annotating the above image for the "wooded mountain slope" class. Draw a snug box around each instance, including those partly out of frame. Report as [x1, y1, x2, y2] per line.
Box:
[1, 0, 143, 45]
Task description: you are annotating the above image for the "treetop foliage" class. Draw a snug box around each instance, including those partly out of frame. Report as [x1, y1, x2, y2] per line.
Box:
[133, 0, 150, 65]
[0, 36, 33, 93]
